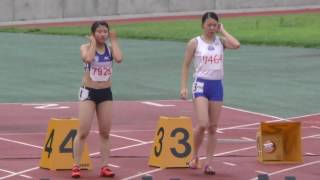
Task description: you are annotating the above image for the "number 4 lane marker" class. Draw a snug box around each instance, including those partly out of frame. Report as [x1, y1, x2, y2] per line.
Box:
[141, 101, 175, 107]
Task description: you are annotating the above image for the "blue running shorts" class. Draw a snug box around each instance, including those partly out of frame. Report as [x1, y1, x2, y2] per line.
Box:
[192, 78, 223, 101]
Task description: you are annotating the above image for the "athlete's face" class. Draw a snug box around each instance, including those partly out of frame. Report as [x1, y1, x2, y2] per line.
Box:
[202, 18, 220, 34]
[94, 25, 109, 44]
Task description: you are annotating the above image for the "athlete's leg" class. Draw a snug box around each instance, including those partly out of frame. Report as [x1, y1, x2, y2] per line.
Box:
[205, 101, 223, 171]
[73, 100, 96, 166]
[96, 100, 112, 167]
[191, 97, 209, 167]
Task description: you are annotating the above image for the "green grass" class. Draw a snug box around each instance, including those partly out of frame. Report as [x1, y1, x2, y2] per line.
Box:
[1, 13, 320, 48]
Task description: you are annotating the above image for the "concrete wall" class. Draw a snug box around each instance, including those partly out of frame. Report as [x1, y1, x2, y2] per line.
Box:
[0, 0, 319, 22]
[215, 0, 320, 9]
[13, 0, 63, 21]
[0, 0, 14, 22]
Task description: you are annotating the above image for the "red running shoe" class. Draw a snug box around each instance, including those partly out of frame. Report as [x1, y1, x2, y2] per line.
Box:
[71, 165, 81, 178]
[100, 166, 115, 177]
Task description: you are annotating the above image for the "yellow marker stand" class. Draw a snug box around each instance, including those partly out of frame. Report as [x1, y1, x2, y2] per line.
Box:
[148, 116, 193, 168]
[39, 118, 92, 170]
[257, 121, 302, 164]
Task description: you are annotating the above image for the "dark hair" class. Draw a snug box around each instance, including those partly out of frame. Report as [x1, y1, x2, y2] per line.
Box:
[91, 21, 109, 34]
[201, 12, 219, 25]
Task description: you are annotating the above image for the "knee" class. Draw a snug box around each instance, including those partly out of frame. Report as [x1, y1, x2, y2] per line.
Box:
[99, 130, 110, 140]
[207, 124, 218, 135]
[78, 132, 89, 140]
[196, 125, 206, 133]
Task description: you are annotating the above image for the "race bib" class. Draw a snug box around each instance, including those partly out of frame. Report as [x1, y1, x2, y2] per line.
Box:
[193, 81, 204, 94]
[89, 63, 112, 82]
[79, 87, 89, 101]
[202, 54, 224, 70]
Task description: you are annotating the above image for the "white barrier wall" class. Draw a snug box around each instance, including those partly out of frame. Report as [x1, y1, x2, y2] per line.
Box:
[0, 0, 319, 22]
[0, 0, 14, 22]
[215, 0, 320, 9]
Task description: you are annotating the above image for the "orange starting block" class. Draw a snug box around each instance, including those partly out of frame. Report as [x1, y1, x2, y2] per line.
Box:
[257, 121, 302, 164]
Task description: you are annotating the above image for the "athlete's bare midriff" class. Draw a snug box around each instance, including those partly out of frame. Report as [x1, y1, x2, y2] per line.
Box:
[82, 72, 112, 89]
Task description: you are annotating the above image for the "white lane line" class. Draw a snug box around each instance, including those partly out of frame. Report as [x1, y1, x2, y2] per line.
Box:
[122, 145, 257, 180]
[216, 129, 224, 133]
[0, 137, 43, 149]
[256, 170, 268, 174]
[250, 160, 320, 180]
[0, 169, 32, 179]
[0, 130, 154, 136]
[303, 134, 320, 139]
[108, 164, 120, 168]
[223, 162, 237, 166]
[213, 146, 256, 157]
[92, 131, 148, 143]
[122, 168, 163, 180]
[111, 129, 154, 133]
[111, 141, 153, 152]
[218, 112, 320, 132]
[22, 103, 70, 109]
[0, 166, 39, 180]
[237, 127, 317, 130]
[201, 131, 316, 157]
[1, 141, 151, 179]
[0, 132, 46, 136]
[287, 113, 320, 121]
[141, 101, 175, 107]
[89, 141, 153, 157]
[311, 126, 320, 129]
[217, 138, 255, 143]
[223, 106, 282, 119]
[89, 141, 153, 169]
[110, 134, 147, 143]
[241, 137, 255, 141]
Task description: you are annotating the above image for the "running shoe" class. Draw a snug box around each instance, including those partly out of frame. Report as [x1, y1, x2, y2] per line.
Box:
[100, 166, 115, 177]
[71, 165, 81, 178]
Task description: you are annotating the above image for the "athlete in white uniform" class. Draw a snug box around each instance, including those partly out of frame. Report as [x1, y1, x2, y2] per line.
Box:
[180, 12, 240, 175]
[72, 21, 122, 178]
[193, 35, 224, 81]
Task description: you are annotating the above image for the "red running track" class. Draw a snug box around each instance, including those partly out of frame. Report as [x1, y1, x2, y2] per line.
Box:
[0, 100, 319, 180]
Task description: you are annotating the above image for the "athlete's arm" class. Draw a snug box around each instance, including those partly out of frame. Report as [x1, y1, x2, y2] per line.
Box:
[219, 24, 240, 49]
[80, 35, 96, 63]
[180, 38, 197, 99]
[109, 31, 123, 63]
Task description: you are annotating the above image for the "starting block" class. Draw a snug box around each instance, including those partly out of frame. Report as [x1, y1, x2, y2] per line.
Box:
[39, 118, 92, 170]
[148, 116, 193, 168]
[256, 121, 302, 164]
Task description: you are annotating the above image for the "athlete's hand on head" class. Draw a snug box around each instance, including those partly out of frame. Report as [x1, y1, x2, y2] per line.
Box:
[86, 35, 96, 45]
[217, 23, 225, 33]
[180, 88, 188, 100]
